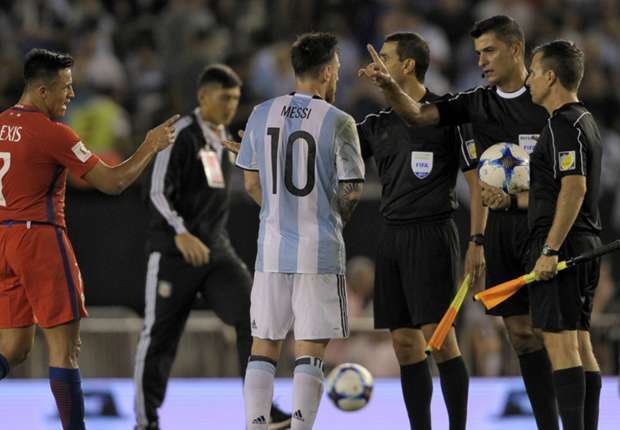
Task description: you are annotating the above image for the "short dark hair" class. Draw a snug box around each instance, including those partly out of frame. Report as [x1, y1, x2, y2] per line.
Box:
[533, 40, 584, 91]
[24, 48, 73, 85]
[384, 32, 430, 83]
[198, 64, 242, 88]
[290, 32, 338, 77]
[470, 15, 524, 47]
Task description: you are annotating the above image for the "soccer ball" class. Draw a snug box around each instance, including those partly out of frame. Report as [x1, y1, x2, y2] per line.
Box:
[478, 142, 530, 194]
[326, 363, 373, 412]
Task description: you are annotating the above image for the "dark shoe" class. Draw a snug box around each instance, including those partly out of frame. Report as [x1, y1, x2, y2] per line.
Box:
[268, 403, 292, 430]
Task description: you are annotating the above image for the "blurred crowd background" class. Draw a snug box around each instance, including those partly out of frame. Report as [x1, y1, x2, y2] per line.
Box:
[2, 0, 620, 379]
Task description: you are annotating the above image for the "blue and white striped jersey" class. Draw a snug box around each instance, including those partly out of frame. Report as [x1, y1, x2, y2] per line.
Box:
[236, 92, 364, 274]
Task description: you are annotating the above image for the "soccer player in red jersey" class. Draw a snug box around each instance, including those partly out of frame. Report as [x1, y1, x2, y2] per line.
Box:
[0, 48, 178, 430]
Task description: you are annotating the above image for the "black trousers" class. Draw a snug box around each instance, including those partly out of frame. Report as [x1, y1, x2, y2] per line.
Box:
[133, 249, 252, 425]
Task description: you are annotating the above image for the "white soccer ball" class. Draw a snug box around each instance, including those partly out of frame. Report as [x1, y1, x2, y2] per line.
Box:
[326, 363, 373, 412]
[478, 142, 530, 194]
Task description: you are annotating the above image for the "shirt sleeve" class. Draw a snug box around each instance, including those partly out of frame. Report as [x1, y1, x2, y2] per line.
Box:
[356, 113, 377, 161]
[149, 129, 189, 235]
[335, 114, 365, 181]
[435, 87, 486, 127]
[48, 123, 99, 177]
[236, 109, 259, 171]
[548, 117, 587, 178]
[455, 123, 478, 172]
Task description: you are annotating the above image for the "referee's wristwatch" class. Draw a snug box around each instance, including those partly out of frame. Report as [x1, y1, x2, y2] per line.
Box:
[541, 244, 559, 256]
[469, 234, 485, 246]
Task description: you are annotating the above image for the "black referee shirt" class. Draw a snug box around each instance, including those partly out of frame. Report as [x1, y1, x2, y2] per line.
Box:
[358, 90, 477, 225]
[435, 85, 549, 159]
[528, 102, 602, 236]
[147, 111, 236, 254]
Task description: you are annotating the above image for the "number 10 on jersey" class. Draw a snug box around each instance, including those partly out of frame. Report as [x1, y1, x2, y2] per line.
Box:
[267, 127, 316, 197]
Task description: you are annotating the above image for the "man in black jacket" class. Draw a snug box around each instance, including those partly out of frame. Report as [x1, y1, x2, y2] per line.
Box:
[133, 65, 290, 430]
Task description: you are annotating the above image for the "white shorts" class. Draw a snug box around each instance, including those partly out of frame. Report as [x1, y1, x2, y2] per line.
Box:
[250, 272, 349, 340]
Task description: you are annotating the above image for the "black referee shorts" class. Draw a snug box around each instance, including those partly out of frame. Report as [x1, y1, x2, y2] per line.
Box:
[527, 233, 601, 332]
[484, 210, 530, 317]
[373, 219, 460, 330]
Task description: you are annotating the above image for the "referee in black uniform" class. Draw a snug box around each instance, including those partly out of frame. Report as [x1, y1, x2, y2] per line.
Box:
[132, 65, 290, 430]
[523, 41, 602, 430]
[359, 32, 483, 430]
[361, 16, 559, 429]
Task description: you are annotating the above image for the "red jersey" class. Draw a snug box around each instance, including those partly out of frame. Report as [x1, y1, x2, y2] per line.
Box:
[0, 104, 99, 228]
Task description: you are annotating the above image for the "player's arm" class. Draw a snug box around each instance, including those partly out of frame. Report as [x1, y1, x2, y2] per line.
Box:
[463, 169, 487, 285]
[359, 44, 439, 127]
[243, 170, 262, 206]
[534, 120, 588, 280]
[337, 180, 363, 225]
[83, 115, 179, 195]
[336, 115, 365, 224]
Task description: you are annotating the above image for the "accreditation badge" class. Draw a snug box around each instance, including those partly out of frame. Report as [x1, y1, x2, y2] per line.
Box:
[199, 148, 225, 188]
[411, 151, 433, 179]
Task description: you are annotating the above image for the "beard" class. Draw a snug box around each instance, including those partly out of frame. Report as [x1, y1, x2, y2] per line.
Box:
[325, 81, 337, 104]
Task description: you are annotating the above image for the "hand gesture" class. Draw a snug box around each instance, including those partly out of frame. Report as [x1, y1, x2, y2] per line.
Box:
[358, 44, 395, 89]
[464, 243, 486, 292]
[534, 254, 558, 281]
[222, 130, 244, 155]
[174, 232, 210, 266]
[146, 114, 180, 152]
[480, 181, 510, 210]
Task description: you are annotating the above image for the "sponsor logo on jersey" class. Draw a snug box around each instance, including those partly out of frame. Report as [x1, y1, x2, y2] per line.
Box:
[411, 151, 433, 179]
[559, 151, 576, 171]
[71, 141, 93, 163]
[465, 139, 477, 159]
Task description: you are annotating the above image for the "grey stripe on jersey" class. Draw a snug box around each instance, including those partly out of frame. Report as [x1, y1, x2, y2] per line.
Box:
[149, 116, 192, 234]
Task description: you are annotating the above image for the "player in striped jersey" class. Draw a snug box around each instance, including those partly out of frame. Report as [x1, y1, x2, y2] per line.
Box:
[236, 33, 365, 430]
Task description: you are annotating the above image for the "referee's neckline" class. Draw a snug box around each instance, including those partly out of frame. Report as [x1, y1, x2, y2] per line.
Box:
[495, 86, 527, 99]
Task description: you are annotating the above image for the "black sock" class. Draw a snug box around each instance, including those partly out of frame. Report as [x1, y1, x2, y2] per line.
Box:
[553, 366, 585, 430]
[400, 359, 432, 430]
[518, 349, 559, 430]
[584, 371, 601, 430]
[437, 356, 468, 430]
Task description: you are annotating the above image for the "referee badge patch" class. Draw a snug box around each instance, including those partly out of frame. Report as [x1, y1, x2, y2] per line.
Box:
[559, 151, 576, 171]
[411, 151, 433, 179]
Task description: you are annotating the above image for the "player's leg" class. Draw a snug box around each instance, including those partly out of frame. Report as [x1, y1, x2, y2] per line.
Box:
[422, 324, 468, 430]
[374, 225, 431, 430]
[290, 339, 329, 430]
[291, 273, 348, 430]
[0, 326, 36, 379]
[17, 226, 89, 430]
[578, 330, 600, 430]
[245, 272, 293, 430]
[415, 220, 468, 430]
[529, 235, 603, 430]
[200, 253, 291, 429]
[542, 330, 584, 430]
[42, 319, 85, 430]
[133, 252, 198, 429]
[486, 213, 558, 429]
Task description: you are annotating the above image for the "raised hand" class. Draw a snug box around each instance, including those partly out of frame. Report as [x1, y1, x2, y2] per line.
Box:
[358, 44, 394, 88]
[146, 114, 180, 152]
[222, 129, 244, 154]
[480, 181, 510, 210]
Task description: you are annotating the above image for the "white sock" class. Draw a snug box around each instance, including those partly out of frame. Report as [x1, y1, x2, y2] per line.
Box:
[244, 358, 276, 430]
[291, 356, 324, 430]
